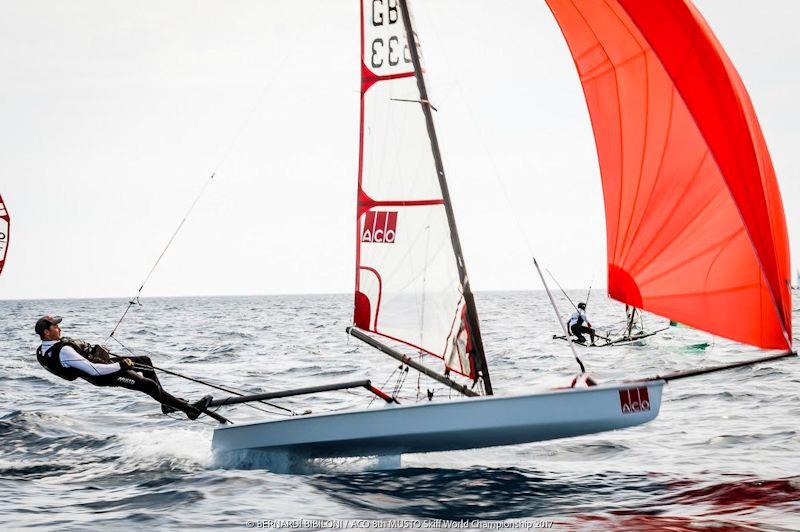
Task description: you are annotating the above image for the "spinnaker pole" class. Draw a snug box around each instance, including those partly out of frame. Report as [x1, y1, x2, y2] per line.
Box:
[397, 0, 493, 395]
[639, 351, 797, 382]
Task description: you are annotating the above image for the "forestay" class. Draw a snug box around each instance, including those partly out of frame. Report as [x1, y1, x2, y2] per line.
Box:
[353, 0, 485, 382]
[546, 0, 792, 350]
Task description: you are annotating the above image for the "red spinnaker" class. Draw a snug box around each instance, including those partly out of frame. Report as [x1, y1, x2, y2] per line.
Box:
[545, 0, 792, 349]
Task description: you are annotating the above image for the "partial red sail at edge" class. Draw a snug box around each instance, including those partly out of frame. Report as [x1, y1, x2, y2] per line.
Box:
[545, 0, 792, 349]
[0, 195, 9, 277]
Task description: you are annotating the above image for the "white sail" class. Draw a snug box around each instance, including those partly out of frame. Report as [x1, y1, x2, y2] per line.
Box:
[353, 0, 478, 379]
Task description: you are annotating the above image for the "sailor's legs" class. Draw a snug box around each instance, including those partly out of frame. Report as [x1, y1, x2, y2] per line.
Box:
[125, 355, 159, 383]
[87, 370, 192, 416]
[571, 325, 595, 344]
[110, 355, 160, 383]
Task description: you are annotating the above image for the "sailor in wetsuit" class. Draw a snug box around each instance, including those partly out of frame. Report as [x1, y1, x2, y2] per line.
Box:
[35, 315, 211, 420]
[567, 302, 596, 345]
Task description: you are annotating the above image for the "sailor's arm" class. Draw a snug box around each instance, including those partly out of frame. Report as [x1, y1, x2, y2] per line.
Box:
[59, 346, 121, 376]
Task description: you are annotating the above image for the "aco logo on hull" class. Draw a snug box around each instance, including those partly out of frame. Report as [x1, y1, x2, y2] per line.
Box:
[362, 211, 397, 244]
[619, 387, 651, 414]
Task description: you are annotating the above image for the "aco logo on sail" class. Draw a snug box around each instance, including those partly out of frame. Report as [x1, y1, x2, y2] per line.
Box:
[619, 387, 650, 414]
[362, 211, 397, 244]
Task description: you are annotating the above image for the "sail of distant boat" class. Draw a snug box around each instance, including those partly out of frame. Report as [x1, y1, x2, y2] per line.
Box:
[0, 195, 9, 276]
[351, 0, 491, 392]
[545, 0, 793, 351]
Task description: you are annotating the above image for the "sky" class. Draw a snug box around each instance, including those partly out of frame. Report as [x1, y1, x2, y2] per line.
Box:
[0, 0, 798, 300]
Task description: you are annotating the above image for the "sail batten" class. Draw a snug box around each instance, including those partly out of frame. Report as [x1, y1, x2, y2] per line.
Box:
[546, 0, 792, 350]
[354, 0, 490, 388]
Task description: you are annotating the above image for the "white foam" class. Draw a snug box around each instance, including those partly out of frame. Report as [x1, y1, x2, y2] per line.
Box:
[119, 427, 214, 468]
[213, 448, 402, 474]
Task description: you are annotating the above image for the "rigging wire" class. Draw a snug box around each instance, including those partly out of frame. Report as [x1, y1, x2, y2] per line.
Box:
[109, 336, 295, 416]
[422, 12, 601, 328]
[585, 279, 593, 308]
[547, 269, 579, 311]
[534, 257, 586, 374]
[106, 172, 216, 344]
[105, 3, 317, 342]
[367, 364, 401, 408]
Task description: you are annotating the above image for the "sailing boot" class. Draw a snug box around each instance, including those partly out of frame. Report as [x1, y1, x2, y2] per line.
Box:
[161, 401, 182, 415]
[186, 395, 213, 421]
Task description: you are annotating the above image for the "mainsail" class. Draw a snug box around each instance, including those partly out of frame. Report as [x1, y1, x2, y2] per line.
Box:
[354, 0, 491, 390]
[546, 0, 792, 350]
[0, 195, 9, 276]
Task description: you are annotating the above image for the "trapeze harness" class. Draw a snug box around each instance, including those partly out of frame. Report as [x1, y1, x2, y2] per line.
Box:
[36, 338, 120, 382]
[568, 310, 588, 331]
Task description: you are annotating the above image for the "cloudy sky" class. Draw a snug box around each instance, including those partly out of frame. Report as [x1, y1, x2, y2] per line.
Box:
[1, 0, 797, 300]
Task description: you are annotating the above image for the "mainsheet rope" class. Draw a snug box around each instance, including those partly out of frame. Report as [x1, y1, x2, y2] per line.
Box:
[109, 335, 295, 417]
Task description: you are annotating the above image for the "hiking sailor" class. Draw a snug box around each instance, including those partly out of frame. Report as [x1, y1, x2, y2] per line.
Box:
[34, 315, 212, 420]
[567, 302, 596, 346]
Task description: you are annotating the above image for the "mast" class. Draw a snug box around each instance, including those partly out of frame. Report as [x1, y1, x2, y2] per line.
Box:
[397, 0, 493, 395]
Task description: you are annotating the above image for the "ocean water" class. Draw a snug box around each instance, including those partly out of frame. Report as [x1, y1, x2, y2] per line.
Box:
[1, 291, 798, 530]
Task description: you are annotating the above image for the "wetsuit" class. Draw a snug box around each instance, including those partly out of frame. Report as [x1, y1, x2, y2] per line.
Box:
[567, 309, 596, 344]
[37, 339, 201, 418]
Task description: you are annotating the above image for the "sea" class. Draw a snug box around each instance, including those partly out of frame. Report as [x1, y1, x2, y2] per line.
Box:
[1, 291, 798, 530]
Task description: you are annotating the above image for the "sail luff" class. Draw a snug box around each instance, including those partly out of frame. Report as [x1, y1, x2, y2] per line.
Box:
[396, 0, 492, 394]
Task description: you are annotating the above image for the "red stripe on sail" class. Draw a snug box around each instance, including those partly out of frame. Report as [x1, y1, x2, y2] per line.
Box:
[366, 328, 475, 379]
[357, 188, 443, 218]
[362, 63, 415, 92]
[357, 266, 383, 330]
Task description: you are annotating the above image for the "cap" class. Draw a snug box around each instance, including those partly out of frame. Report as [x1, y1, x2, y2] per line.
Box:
[35, 315, 62, 335]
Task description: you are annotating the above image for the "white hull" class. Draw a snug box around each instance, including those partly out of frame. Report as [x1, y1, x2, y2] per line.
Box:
[212, 381, 663, 458]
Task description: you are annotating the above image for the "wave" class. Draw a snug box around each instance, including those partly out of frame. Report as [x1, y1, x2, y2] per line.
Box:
[309, 467, 672, 520]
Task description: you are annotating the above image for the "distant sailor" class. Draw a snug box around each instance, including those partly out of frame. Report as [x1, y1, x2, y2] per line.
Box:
[567, 302, 596, 346]
[34, 315, 211, 420]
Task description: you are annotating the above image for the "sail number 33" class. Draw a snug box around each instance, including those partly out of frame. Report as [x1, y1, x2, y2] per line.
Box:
[369, 0, 412, 69]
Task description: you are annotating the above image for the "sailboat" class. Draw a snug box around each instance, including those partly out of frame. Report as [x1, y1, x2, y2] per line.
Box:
[0, 195, 9, 276]
[210, 0, 795, 458]
[554, 303, 667, 347]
